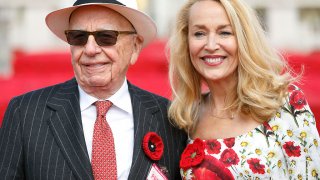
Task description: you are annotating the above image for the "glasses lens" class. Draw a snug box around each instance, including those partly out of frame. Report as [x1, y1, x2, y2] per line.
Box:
[95, 31, 118, 46]
[66, 31, 88, 46]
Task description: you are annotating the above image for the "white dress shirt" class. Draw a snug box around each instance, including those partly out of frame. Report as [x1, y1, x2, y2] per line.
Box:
[79, 80, 134, 180]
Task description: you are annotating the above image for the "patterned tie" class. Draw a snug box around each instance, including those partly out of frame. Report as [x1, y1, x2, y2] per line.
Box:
[92, 100, 117, 180]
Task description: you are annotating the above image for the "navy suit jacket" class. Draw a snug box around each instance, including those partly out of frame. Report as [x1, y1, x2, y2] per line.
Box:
[0, 78, 187, 180]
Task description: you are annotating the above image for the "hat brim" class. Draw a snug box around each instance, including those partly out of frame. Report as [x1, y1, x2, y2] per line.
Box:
[45, 3, 157, 47]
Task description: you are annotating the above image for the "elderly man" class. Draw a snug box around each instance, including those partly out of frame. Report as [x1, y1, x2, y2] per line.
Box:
[0, 0, 186, 179]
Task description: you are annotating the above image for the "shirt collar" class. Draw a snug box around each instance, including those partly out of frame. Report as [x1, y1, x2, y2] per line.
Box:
[79, 79, 132, 114]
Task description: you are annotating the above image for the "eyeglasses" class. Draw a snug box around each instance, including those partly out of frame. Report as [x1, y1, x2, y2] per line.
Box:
[64, 30, 137, 46]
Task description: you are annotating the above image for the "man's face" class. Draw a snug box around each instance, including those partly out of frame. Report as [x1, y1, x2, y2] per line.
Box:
[68, 6, 142, 97]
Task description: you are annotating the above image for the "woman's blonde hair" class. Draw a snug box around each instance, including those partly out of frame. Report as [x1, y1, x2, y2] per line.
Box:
[168, 0, 297, 132]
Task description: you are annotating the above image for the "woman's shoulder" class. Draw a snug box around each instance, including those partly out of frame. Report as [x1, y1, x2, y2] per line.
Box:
[266, 84, 320, 176]
[269, 84, 314, 128]
[267, 83, 319, 147]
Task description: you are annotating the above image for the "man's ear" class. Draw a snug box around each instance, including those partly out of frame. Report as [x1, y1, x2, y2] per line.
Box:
[130, 35, 143, 65]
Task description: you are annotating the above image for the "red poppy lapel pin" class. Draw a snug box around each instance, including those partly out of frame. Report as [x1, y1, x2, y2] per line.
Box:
[143, 132, 168, 180]
[142, 132, 164, 161]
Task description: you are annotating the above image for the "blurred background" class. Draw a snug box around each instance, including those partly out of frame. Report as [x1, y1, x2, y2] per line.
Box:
[0, 0, 319, 130]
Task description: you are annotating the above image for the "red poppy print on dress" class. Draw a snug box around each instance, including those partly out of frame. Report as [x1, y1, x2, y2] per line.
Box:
[193, 155, 234, 180]
[219, 149, 239, 167]
[289, 90, 306, 110]
[247, 158, 265, 174]
[180, 138, 205, 169]
[223, 138, 235, 148]
[193, 168, 223, 180]
[283, 141, 301, 157]
[206, 139, 221, 154]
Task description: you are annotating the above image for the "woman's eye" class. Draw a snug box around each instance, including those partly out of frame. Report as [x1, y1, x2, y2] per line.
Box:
[194, 31, 205, 37]
[220, 31, 232, 36]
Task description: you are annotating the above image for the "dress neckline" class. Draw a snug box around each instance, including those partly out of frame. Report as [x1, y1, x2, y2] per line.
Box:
[188, 122, 267, 142]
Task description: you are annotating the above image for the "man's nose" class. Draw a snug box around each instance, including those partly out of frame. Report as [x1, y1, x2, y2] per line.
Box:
[84, 35, 102, 56]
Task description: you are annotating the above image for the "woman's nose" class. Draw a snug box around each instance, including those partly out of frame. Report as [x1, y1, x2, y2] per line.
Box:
[205, 35, 220, 51]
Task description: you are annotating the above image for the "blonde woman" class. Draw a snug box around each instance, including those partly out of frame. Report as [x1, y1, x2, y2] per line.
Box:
[168, 0, 320, 179]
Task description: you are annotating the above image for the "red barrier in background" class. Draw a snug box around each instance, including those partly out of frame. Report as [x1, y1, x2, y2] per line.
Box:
[0, 40, 319, 132]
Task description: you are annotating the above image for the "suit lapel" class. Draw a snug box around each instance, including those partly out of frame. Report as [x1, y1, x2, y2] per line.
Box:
[127, 83, 161, 179]
[46, 79, 93, 180]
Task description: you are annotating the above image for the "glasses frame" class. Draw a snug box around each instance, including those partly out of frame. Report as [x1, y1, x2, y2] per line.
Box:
[64, 30, 137, 46]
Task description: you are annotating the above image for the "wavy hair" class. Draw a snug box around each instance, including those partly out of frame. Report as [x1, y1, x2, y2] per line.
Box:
[168, 0, 297, 132]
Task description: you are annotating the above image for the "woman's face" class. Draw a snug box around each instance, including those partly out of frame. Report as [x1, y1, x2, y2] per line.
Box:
[188, 0, 238, 84]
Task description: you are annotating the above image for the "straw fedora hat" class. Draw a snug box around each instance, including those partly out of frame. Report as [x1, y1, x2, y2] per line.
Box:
[45, 0, 157, 47]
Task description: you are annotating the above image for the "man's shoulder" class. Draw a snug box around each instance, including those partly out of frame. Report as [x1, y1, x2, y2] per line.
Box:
[11, 78, 77, 102]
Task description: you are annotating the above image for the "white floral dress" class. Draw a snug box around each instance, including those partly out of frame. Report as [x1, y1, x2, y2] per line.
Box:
[180, 85, 320, 179]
